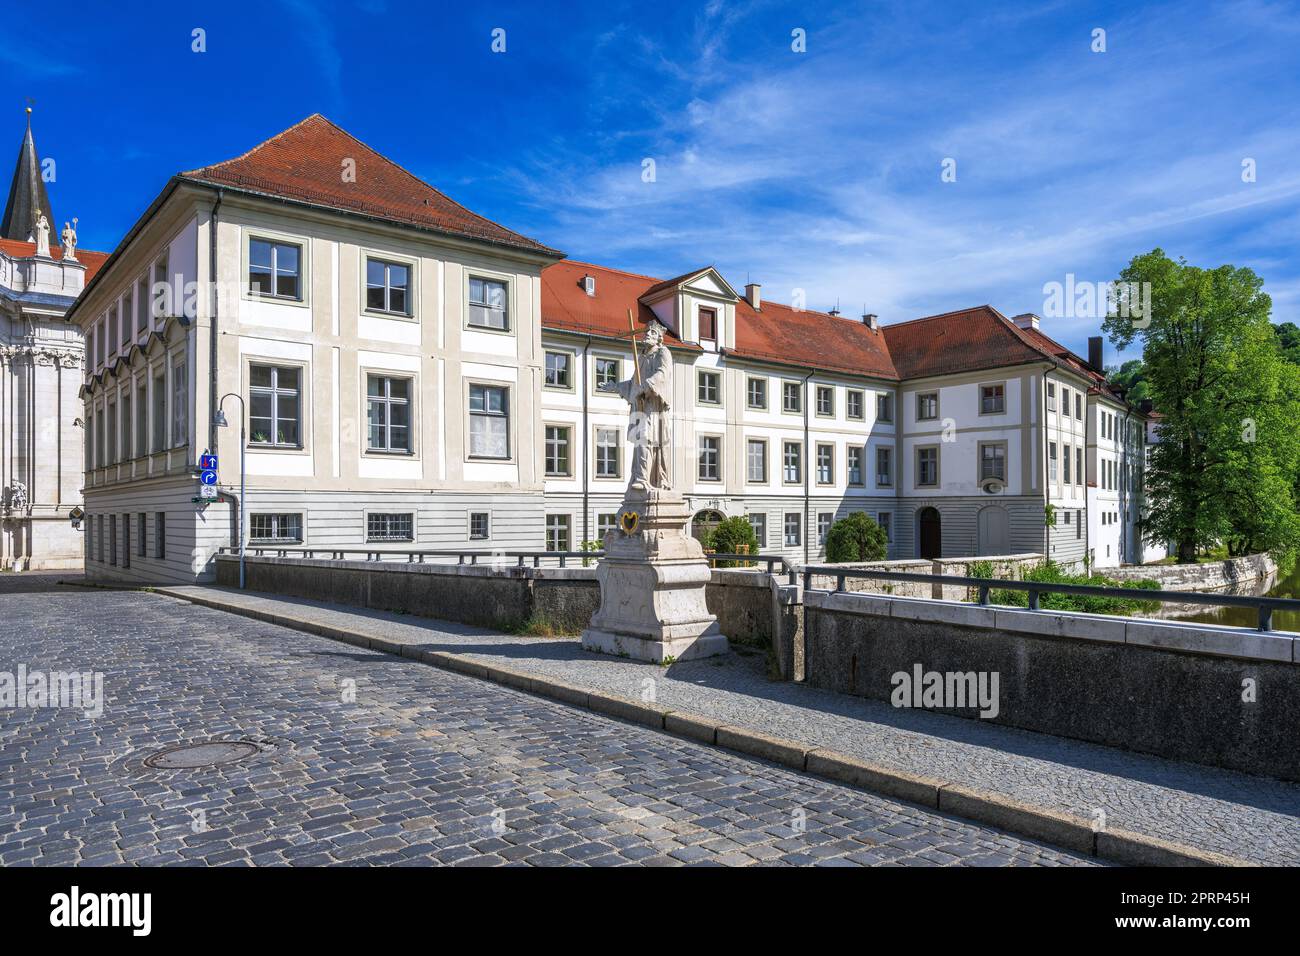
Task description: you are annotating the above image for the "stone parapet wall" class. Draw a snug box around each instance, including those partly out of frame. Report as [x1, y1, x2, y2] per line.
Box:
[1105, 553, 1276, 592]
[805, 553, 1045, 601]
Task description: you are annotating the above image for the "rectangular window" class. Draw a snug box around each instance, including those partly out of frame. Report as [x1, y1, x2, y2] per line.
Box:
[1060, 387, 1069, 415]
[1075, 393, 1083, 420]
[697, 435, 721, 481]
[136, 277, 148, 334]
[468, 384, 509, 458]
[544, 351, 571, 389]
[698, 307, 717, 342]
[152, 254, 169, 321]
[746, 513, 766, 549]
[121, 394, 133, 460]
[249, 364, 300, 447]
[87, 327, 96, 373]
[96, 515, 103, 563]
[1077, 509, 1083, 538]
[877, 393, 894, 423]
[135, 386, 147, 460]
[1047, 382, 1057, 411]
[249, 238, 302, 300]
[979, 443, 1006, 482]
[468, 276, 508, 330]
[594, 357, 619, 390]
[816, 385, 834, 417]
[877, 512, 892, 543]
[152, 371, 166, 452]
[817, 512, 833, 546]
[980, 384, 1005, 414]
[107, 306, 118, 354]
[784, 513, 801, 547]
[107, 403, 117, 464]
[122, 515, 131, 569]
[782, 381, 801, 413]
[1077, 447, 1084, 485]
[95, 411, 104, 469]
[816, 443, 833, 485]
[365, 257, 410, 315]
[782, 441, 802, 484]
[367, 512, 414, 542]
[138, 513, 147, 557]
[545, 514, 570, 552]
[595, 427, 621, 479]
[846, 389, 864, 420]
[876, 447, 892, 487]
[109, 515, 117, 565]
[746, 438, 767, 483]
[544, 425, 571, 477]
[85, 513, 93, 563]
[917, 447, 938, 486]
[250, 513, 303, 544]
[1049, 441, 1058, 481]
[171, 359, 188, 447]
[469, 512, 490, 540]
[697, 370, 720, 404]
[746, 377, 767, 409]
[597, 513, 618, 539]
[155, 512, 166, 559]
[366, 375, 411, 453]
[916, 392, 939, 421]
[1063, 444, 1072, 484]
[847, 446, 864, 485]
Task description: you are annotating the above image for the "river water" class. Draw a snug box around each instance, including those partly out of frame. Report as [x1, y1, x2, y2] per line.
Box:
[1162, 560, 1300, 632]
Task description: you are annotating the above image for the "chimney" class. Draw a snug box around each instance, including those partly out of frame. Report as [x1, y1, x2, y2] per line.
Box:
[828, 304, 841, 317]
[862, 312, 879, 330]
[744, 282, 761, 310]
[1012, 313, 1040, 331]
[582, 274, 596, 297]
[1088, 336, 1103, 370]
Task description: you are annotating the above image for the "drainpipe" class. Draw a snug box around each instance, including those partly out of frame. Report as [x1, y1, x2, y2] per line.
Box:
[581, 334, 592, 545]
[1042, 367, 1050, 560]
[207, 188, 224, 454]
[802, 370, 813, 564]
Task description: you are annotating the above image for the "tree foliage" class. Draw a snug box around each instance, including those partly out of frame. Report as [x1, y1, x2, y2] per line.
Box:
[1103, 249, 1300, 563]
[824, 512, 888, 563]
[705, 516, 760, 567]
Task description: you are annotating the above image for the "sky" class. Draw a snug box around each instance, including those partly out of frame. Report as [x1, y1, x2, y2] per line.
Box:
[4, 0, 1299, 364]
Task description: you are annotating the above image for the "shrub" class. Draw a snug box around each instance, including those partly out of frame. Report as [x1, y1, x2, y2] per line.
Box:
[984, 561, 1161, 616]
[825, 512, 888, 563]
[707, 516, 761, 568]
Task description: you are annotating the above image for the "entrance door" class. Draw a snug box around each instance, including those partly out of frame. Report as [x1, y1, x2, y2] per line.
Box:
[918, 507, 942, 559]
[977, 506, 1010, 556]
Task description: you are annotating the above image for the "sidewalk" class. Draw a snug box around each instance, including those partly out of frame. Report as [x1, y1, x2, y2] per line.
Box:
[155, 584, 1300, 866]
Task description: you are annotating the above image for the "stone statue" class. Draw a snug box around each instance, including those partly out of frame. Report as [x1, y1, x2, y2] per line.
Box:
[600, 321, 673, 491]
[34, 209, 51, 258]
[4, 481, 29, 514]
[61, 219, 77, 261]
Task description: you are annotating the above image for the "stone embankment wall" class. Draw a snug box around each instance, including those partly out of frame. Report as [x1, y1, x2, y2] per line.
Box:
[1106, 553, 1276, 592]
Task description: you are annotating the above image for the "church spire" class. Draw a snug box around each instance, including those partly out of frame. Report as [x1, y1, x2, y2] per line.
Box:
[1, 107, 56, 242]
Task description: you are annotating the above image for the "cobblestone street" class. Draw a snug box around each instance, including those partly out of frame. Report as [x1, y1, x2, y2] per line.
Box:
[0, 577, 1098, 866]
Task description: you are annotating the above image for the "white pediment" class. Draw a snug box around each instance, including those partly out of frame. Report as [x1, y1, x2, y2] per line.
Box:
[682, 269, 737, 300]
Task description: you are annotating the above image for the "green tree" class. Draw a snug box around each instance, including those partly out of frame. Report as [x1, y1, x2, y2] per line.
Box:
[1104, 358, 1151, 403]
[1104, 249, 1300, 564]
[824, 512, 888, 563]
[706, 516, 760, 568]
[1275, 321, 1300, 367]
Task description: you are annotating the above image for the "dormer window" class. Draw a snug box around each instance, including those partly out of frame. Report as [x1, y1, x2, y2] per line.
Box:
[583, 274, 596, 297]
[698, 307, 717, 343]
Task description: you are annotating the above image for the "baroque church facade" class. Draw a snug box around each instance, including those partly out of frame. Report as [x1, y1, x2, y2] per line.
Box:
[0, 111, 107, 569]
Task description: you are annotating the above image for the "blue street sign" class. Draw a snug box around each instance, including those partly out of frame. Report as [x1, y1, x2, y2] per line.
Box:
[199, 470, 219, 486]
[199, 454, 219, 470]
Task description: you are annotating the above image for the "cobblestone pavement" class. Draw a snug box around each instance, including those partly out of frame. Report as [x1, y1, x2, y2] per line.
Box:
[0, 580, 1098, 866]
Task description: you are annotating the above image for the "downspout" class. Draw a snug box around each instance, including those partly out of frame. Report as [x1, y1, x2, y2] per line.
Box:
[802, 369, 813, 564]
[207, 188, 224, 454]
[1042, 367, 1050, 560]
[581, 334, 592, 545]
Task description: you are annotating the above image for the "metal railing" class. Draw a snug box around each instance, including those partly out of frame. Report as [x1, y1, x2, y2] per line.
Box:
[799, 564, 1300, 632]
[215, 546, 797, 580]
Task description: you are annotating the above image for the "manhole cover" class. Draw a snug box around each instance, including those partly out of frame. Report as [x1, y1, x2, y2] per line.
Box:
[143, 740, 262, 770]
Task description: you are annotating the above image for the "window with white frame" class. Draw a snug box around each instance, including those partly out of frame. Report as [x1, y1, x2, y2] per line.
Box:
[135, 277, 148, 333]
[783, 441, 801, 483]
[816, 443, 833, 484]
[846, 390, 864, 420]
[135, 385, 147, 460]
[1063, 444, 1072, 483]
[1049, 441, 1058, 480]
[544, 425, 571, 476]
[980, 384, 1005, 414]
[1047, 382, 1057, 411]
[172, 359, 188, 446]
[877, 512, 892, 542]
[249, 238, 302, 300]
[366, 375, 411, 453]
[468, 276, 508, 330]
[746, 439, 767, 483]
[595, 427, 621, 478]
[748, 513, 766, 548]
[698, 306, 717, 342]
[917, 447, 938, 486]
[747, 377, 767, 409]
[877, 392, 894, 423]
[367, 512, 413, 542]
[876, 447, 892, 487]
[698, 435, 721, 481]
[121, 393, 133, 460]
[847, 445, 864, 485]
[816, 385, 834, 416]
[249, 364, 300, 447]
[468, 384, 509, 458]
[597, 513, 618, 538]
[782, 381, 801, 413]
[784, 512, 801, 547]
[979, 442, 1006, 482]
[545, 514, 570, 552]
[817, 512, 833, 545]
[917, 392, 939, 421]
[544, 351, 571, 389]
[595, 357, 620, 390]
[106, 403, 117, 464]
[152, 254, 169, 320]
[365, 257, 410, 315]
[152, 370, 166, 452]
[469, 512, 490, 540]
[250, 513, 303, 544]
[1076, 447, 1083, 485]
[697, 370, 720, 404]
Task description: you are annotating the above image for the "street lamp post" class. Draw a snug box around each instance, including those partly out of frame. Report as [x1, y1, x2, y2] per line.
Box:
[214, 393, 246, 589]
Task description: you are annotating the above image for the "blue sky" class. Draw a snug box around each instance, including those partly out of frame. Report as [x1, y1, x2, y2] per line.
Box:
[5, 0, 1299, 363]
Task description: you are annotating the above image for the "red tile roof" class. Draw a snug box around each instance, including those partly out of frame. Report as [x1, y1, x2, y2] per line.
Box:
[0, 238, 110, 282]
[179, 114, 560, 257]
[881, 306, 1054, 379]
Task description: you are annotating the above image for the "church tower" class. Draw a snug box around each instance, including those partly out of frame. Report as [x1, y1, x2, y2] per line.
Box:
[1, 107, 55, 242]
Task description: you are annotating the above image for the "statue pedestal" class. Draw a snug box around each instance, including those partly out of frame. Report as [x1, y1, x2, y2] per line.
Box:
[581, 490, 728, 663]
